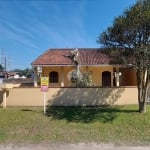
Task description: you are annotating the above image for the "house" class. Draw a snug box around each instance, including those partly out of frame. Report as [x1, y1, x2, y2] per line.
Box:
[0, 71, 23, 79]
[31, 48, 137, 87]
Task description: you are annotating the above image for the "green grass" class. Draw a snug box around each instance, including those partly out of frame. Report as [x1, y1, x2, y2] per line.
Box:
[1, 105, 150, 145]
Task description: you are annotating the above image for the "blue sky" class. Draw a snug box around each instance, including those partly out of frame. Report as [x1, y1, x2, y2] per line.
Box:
[0, 0, 137, 70]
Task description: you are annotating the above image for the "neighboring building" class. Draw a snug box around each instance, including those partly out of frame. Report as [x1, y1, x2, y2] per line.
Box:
[0, 72, 6, 79]
[8, 72, 20, 79]
[1, 72, 27, 79]
[31, 48, 137, 87]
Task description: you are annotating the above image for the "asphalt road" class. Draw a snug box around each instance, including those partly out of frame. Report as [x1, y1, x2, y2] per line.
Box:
[0, 143, 150, 150]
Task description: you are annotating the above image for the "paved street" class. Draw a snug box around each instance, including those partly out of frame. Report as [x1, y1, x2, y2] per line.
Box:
[0, 143, 150, 150]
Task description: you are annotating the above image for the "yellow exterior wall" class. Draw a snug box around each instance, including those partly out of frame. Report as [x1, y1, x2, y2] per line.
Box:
[80, 66, 113, 86]
[42, 66, 77, 87]
[0, 87, 138, 107]
[40, 66, 114, 87]
[42, 66, 61, 86]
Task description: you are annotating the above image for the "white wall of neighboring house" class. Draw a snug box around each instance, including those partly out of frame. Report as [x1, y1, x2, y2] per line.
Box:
[8, 73, 27, 79]
[14, 74, 20, 79]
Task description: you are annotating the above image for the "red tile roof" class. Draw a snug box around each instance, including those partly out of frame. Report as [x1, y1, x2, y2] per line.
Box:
[31, 48, 110, 66]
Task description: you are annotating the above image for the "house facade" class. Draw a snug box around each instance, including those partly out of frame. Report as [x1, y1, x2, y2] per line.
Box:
[31, 48, 137, 87]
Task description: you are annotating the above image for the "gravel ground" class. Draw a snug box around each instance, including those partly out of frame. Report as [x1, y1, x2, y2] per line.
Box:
[0, 143, 150, 150]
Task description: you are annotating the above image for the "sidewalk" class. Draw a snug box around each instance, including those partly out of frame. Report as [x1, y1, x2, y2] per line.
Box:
[0, 143, 149, 150]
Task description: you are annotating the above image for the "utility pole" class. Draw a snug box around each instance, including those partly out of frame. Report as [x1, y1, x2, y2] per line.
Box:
[1, 49, 11, 78]
[4, 56, 6, 72]
[1, 49, 10, 72]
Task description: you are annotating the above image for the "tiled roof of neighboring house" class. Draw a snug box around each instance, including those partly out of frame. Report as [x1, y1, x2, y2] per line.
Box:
[31, 48, 110, 66]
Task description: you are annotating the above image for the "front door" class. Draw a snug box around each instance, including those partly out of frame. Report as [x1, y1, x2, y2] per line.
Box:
[102, 71, 111, 87]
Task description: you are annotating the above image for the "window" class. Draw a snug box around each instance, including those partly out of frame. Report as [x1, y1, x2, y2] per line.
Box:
[102, 71, 111, 87]
[49, 71, 58, 83]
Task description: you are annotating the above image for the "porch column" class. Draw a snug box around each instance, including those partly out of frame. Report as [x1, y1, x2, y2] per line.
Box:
[61, 66, 64, 87]
[3, 90, 7, 108]
[33, 67, 38, 87]
[111, 71, 114, 87]
[116, 74, 120, 87]
[114, 68, 121, 87]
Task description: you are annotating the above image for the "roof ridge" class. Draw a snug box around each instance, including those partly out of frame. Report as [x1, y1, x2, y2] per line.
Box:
[47, 48, 101, 51]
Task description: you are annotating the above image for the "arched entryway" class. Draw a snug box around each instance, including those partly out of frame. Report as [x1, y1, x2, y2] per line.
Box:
[102, 71, 111, 87]
[49, 71, 58, 83]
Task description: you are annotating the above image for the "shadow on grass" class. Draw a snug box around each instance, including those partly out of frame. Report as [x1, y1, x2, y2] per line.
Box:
[46, 106, 138, 123]
[21, 109, 33, 111]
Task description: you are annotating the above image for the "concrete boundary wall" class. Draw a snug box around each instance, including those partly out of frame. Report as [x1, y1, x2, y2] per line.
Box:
[0, 87, 138, 107]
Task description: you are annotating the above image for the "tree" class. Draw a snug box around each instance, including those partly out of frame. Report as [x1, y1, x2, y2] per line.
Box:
[69, 49, 95, 87]
[22, 68, 33, 78]
[0, 64, 4, 72]
[97, 0, 150, 113]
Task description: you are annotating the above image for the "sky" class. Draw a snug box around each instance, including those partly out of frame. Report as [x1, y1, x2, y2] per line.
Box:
[0, 0, 137, 70]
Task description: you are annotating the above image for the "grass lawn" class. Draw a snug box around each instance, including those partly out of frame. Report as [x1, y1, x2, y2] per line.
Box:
[0, 105, 150, 145]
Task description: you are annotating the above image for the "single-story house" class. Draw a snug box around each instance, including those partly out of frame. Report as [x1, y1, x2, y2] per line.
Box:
[31, 48, 137, 87]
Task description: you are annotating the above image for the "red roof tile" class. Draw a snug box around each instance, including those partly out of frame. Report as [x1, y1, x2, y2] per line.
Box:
[31, 48, 110, 66]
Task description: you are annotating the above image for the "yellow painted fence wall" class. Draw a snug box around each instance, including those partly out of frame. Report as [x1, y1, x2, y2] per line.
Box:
[0, 87, 138, 107]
